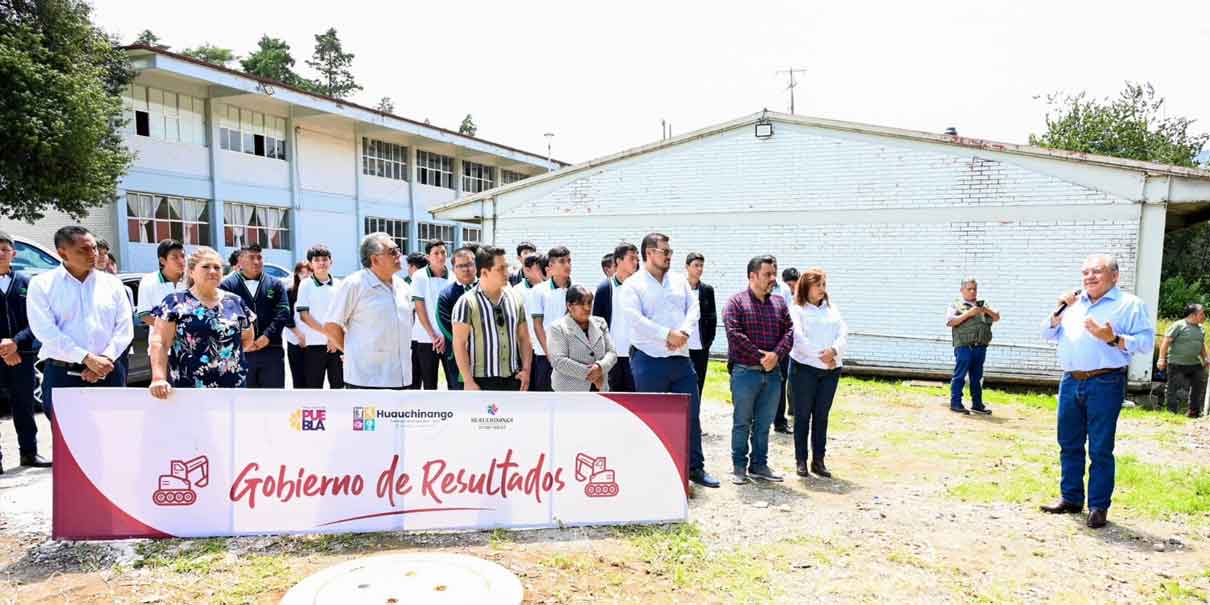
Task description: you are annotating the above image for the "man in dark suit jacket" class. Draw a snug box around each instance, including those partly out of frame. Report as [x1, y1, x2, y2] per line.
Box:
[593, 242, 639, 391]
[685, 252, 717, 397]
[0, 231, 49, 472]
[220, 243, 290, 388]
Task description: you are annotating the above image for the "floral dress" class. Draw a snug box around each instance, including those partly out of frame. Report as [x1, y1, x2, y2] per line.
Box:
[153, 291, 256, 388]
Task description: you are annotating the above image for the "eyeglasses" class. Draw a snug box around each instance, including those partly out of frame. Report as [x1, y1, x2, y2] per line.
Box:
[379, 247, 402, 257]
[650, 248, 674, 257]
[454, 262, 475, 270]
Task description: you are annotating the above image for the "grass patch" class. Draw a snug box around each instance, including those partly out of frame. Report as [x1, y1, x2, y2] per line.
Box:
[703, 361, 732, 405]
[135, 538, 229, 574]
[213, 554, 296, 604]
[616, 523, 777, 602]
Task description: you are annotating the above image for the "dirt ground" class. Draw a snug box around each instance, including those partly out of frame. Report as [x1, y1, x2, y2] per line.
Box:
[2, 378, 1209, 604]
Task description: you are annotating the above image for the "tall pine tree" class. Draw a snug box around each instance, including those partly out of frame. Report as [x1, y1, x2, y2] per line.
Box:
[305, 28, 361, 98]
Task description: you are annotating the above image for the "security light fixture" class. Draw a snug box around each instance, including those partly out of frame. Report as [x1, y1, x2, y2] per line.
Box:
[755, 110, 774, 139]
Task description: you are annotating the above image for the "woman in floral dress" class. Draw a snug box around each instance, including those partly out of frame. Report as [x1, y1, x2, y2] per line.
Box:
[148, 246, 256, 399]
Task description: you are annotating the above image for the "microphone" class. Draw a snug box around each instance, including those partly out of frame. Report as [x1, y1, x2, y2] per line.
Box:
[1054, 289, 1081, 317]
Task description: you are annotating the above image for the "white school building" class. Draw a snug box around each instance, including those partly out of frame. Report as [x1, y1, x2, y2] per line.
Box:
[2, 45, 562, 276]
[430, 111, 1210, 384]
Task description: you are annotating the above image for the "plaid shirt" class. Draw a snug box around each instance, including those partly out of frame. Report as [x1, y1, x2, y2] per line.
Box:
[723, 288, 794, 367]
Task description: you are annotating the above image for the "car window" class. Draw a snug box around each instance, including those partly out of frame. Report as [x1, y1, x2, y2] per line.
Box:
[13, 241, 60, 273]
[264, 265, 289, 279]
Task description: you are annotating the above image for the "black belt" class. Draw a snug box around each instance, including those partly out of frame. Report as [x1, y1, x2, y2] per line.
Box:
[1067, 367, 1126, 381]
[47, 360, 86, 372]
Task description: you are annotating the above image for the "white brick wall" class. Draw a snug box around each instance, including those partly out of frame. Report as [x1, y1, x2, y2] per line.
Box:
[490, 123, 1144, 379]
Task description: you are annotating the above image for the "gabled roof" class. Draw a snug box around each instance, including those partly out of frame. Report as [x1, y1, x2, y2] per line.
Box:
[431, 110, 1210, 214]
[124, 44, 569, 168]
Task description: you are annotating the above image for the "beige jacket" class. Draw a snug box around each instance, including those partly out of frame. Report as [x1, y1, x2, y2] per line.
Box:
[548, 314, 618, 392]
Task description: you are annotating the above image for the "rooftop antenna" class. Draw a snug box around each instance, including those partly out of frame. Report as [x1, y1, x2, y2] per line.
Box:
[775, 67, 808, 114]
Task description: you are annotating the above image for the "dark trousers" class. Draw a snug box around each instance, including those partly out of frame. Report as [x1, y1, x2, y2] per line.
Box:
[0, 354, 39, 459]
[774, 356, 791, 429]
[531, 355, 554, 392]
[302, 345, 344, 389]
[408, 342, 421, 389]
[246, 347, 285, 388]
[690, 348, 709, 397]
[631, 348, 704, 473]
[42, 360, 126, 420]
[478, 376, 521, 391]
[789, 361, 841, 463]
[286, 343, 306, 388]
[345, 383, 404, 390]
[1165, 363, 1206, 416]
[412, 342, 454, 390]
[951, 345, 988, 409]
[1057, 370, 1125, 510]
[608, 356, 635, 392]
[443, 354, 462, 390]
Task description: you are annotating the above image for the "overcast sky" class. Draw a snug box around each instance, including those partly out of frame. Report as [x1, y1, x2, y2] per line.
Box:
[92, 0, 1210, 165]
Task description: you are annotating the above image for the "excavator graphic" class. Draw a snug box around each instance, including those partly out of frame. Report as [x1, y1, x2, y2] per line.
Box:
[152, 455, 209, 506]
[575, 453, 619, 498]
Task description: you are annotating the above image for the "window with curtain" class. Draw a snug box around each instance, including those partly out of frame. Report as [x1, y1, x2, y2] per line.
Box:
[224, 202, 290, 249]
[126, 192, 211, 245]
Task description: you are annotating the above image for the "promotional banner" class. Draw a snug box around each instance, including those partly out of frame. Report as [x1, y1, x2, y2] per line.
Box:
[52, 388, 688, 540]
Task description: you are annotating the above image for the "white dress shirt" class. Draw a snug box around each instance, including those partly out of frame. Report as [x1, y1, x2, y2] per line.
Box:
[409, 266, 448, 344]
[619, 268, 700, 358]
[296, 275, 341, 346]
[327, 269, 413, 388]
[789, 299, 849, 369]
[0, 273, 11, 294]
[28, 265, 134, 363]
[608, 276, 632, 357]
[688, 286, 703, 350]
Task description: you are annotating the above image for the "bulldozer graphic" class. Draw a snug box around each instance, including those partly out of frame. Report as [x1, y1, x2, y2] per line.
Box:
[574, 453, 620, 498]
[152, 455, 210, 506]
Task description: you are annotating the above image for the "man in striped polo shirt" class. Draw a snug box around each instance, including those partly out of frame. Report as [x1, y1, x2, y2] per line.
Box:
[452, 246, 533, 391]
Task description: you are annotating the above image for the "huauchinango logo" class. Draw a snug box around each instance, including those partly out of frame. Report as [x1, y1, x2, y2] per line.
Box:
[471, 403, 514, 430]
[360, 407, 455, 429]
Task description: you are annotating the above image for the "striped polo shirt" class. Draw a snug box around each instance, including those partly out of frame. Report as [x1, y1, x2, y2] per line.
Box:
[452, 285, 528, 378]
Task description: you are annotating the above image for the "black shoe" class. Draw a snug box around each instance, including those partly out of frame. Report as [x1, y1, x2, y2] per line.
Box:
[1087, 509, 1108, 528]
[971, 405, 992, 415]
[748, 465, 784, 482]
[1039, 500, 1083, 514]
[0, 459, 4, 475]
[810, 459, 832, 478]
[731, 466, 750, 485]
[774, 425, 792, 434]
[796, 461, 810, 477]
[20, 454, 51, 468]
[689, 470, 721, 488]
[950, 406, 971, 415]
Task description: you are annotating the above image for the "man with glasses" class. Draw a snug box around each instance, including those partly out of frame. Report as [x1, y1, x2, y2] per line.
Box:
[617, 232, 719, 489]
[324, 233, 414, 389]
[437, 246, 479, 390]
[593, 242, 639, 392]
[1039, 254, 1154, 529]
[452, 246, 532, 391]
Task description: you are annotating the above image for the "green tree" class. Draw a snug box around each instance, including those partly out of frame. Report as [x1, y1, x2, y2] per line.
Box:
[132, 28, 167, 49]
[305, 28, 361, 98]
[458, 113, 477, 137]
[181, 43, 235, 67]
[0, 0, 134, 222]
[241, 35, 309, 88]
[376, 96, 395, 113]
[1031, 83, 1210, 299]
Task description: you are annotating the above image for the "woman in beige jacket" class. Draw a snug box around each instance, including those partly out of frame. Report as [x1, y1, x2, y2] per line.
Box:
[549, 285, 618, 392]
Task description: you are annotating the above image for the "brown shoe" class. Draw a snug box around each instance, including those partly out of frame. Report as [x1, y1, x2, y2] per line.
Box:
[1087, 509, 1108, 528]
[810, 459, 832, 478]
[1039, 500, 1083, 514]
[796, 461, 810, 477]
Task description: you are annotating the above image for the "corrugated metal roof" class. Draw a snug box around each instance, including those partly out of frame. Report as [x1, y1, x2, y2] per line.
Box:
[431, 110, 1210, 215]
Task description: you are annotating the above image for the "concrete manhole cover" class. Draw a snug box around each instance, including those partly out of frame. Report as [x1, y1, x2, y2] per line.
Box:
[281, 553, 523, 605]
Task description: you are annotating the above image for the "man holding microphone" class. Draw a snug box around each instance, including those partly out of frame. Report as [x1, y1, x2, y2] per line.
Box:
[1040, 254, 1154, 529]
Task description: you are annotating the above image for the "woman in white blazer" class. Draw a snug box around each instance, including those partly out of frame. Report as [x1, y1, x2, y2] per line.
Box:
[549, 285, 617, 392]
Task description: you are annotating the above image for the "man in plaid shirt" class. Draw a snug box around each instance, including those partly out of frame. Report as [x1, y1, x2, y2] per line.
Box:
[723, 255, 794, 484]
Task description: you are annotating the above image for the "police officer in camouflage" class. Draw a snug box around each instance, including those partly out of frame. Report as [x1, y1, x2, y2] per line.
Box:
[946, 277, 1000, 415]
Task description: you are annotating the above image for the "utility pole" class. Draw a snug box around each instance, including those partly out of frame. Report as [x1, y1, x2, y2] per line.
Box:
[544, 132, 555, 170]
[776, 67, 808, 114]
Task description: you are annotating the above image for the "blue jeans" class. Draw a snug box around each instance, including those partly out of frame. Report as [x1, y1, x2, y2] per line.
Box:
[729, 365, 782, 469]
[951, 345, 987, 409]
[42, 361, 127, 420]
[789, 361, 841, 462]
[631, 349, 704, 473]
[1057, 370, 1125, 510]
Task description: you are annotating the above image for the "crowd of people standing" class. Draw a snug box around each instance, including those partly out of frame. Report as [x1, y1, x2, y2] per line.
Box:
[0, 226, 1175, 529]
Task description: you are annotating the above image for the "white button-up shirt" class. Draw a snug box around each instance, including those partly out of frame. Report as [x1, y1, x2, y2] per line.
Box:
[618, 268, 700, 358]
[608, 276, 632, 357]
[518, 280, 546, 356]
[28, 265, 134, 363]
[295, 275, 341, 346]
[136, 270, 186, 354]
[789, 299, 849, 369]
[533, 277, 569, 346]
[327, 268, 413, 388]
